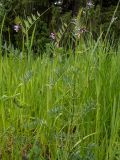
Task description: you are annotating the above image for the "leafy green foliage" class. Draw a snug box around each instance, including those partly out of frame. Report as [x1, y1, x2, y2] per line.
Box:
[0, 38, 120, 159]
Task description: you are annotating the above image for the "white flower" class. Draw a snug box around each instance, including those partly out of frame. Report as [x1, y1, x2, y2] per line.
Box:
[54, 0, 63, 6]
[111, 17, 118, 23]
[87, 0, 94, 8]
[13, 25, 21, 32]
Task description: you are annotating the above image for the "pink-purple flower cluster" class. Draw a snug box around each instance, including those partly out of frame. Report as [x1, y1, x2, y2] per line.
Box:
[50, 32, 56, 40]
[75, 28, 88, 38]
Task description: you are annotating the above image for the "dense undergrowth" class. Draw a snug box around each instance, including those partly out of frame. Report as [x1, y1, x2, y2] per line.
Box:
[0, 38, 120, 159]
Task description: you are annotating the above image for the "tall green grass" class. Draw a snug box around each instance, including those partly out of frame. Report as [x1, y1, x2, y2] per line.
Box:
[0, 38, 120, 160]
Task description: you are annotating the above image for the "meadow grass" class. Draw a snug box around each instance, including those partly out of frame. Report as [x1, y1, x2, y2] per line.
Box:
[0, 39, 120, 160]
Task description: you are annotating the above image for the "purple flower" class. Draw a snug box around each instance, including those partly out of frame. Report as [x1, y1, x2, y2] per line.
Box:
[50, 32, 56, 40]
[13, 24, 21, 32]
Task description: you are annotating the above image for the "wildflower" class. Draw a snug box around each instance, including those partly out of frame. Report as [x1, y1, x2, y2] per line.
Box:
[58, 0, 62, 5]
[54, 0, 63, 6]
[83, 10, 86, 16]
[75, 27, 88, 38]
[13, 24, 21, 32]
[111, 17, 118, 23]
[87, 0, 94, 8]
[50, 32, 56, 40]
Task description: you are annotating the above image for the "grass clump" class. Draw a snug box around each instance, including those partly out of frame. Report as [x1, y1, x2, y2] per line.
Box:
[0, 39, 120, 160]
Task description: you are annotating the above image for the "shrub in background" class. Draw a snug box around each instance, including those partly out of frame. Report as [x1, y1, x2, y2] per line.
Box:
[0, 0, 120, 55]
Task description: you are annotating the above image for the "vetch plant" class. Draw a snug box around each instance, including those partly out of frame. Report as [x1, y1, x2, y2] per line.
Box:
[0, 36, 120, 159]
